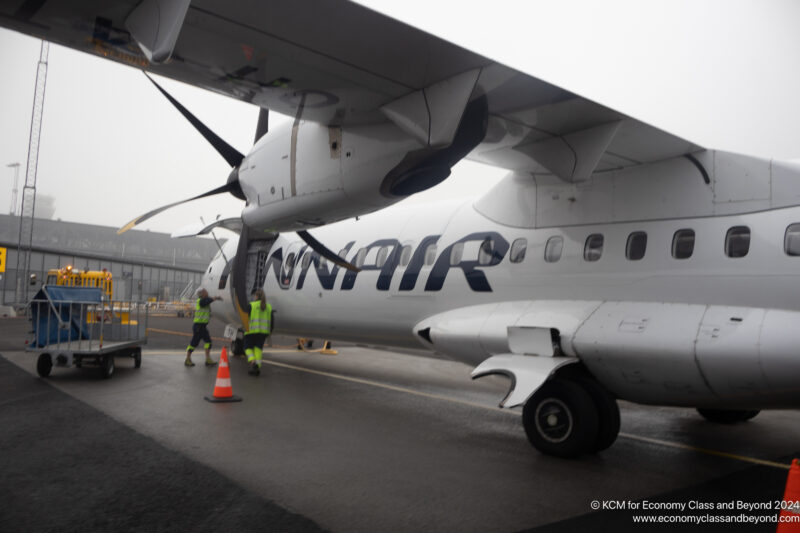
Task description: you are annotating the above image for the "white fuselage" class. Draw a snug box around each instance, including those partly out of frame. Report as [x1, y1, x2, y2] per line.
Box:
[204, 154, 800, 411]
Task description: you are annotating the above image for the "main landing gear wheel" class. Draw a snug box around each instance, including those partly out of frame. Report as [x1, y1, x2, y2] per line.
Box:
[696, 408, 760, 424]
[37, 353, 52, 378]
[100, 353, 115, 379]
[522, 379, 599, 458]
[231, 334, 244, 356]
[574, 377, 621, 452]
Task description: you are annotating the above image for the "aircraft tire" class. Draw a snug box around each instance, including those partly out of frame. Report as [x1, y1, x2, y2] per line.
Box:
[574, 377, 620, 452]
[231, 337, 245, 356]
[696, 408, 760, 424]
[522, 379, 599, 458]
[37, 353, 52, 378]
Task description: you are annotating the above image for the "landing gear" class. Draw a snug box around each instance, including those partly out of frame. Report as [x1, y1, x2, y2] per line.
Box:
[231, 328, 245, 357]
[575, 377, 620, 452]
[696, 408, 760, 424]
[522, 377, 620, 457]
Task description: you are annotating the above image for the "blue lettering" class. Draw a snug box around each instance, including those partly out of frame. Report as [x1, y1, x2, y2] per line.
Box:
[424, 232, 508, 292]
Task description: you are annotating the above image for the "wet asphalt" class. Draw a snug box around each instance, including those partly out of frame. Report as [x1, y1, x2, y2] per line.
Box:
[0, 354, 325, 533]
[1, 315, 799, 532]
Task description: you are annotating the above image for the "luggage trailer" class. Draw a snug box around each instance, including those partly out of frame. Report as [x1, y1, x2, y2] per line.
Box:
[26, 286, 148, 379]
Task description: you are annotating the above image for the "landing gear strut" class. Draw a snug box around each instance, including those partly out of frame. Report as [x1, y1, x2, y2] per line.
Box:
[522, 377, 620, 458]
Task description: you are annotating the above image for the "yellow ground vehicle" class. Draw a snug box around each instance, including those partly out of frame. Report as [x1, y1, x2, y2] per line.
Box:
[45, 266, 132, 323]
[46, 266, 113, 299]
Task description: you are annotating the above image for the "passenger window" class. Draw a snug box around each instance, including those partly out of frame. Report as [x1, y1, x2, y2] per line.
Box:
[319, 257, 327, 269]
[285, 253, 296, 269]
[785, 224, 800, 256]
[672, 229, 695, 259]
[400, 245, 412, 267]
[450, 243, 464, 266]
[424, 244, 437, 266]
[725, 226, 750, 258]
[376, 246, 389, 268]
[544, 236, 563, 263]
[478, 237, 495, 265]
[338, 248, 348, 259]
[510, 238, 527, 263]
[301, 252, 311, 269]
[355, 248, 367, 268]
[626, 232, 647, 261]
[583, 234, 604, 262]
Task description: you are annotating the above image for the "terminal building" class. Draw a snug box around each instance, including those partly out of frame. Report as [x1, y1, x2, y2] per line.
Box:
[0, 213, 221, 305]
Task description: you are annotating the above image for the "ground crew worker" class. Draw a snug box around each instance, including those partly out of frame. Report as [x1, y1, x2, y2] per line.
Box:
[185, 288, 222, 367]
[245, 289, 272, 376]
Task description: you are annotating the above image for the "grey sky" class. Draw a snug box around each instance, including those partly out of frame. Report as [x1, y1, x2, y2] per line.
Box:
[1, 0, 799, 233]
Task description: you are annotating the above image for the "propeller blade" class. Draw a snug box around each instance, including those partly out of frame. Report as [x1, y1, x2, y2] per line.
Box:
[118, 183, 234, 234]
[297, 230, 361, 272]
[144, 72, 245, 168]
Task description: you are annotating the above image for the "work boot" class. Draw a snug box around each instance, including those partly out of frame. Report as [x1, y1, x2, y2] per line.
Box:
[248, 363, 260, 376]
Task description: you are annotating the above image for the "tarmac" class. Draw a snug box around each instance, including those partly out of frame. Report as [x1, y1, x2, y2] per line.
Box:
[1, 315, 799, 532]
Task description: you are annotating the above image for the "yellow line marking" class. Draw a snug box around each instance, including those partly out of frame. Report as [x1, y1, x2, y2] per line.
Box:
[258, 356, 793, 470]
[618, 432, 792, 470]
[261, 358, 507, 413]
[146, 327, 227, 343]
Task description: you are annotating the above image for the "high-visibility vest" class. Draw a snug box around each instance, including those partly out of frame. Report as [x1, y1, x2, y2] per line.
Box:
[247, 301, 272, 334]
[193, 298, 210, 324]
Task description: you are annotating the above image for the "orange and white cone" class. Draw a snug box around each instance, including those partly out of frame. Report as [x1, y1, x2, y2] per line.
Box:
[777, 459, 800, 532]
[204, 347, 242, 403]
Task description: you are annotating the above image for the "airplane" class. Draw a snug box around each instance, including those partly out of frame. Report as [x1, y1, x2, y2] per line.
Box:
[2, 1, 800, 457]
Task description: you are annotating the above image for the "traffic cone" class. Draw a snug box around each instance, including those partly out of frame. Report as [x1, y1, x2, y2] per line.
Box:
[204, 347, 242, 403]
[777, 459, 800, 532]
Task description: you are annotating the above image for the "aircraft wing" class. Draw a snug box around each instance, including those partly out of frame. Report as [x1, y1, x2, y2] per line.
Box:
[0, 0, 701, 180]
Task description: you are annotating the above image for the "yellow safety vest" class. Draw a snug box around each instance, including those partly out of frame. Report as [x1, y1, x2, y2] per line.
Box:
[193, 298, 210, 324]
[247, 301, 272, 334]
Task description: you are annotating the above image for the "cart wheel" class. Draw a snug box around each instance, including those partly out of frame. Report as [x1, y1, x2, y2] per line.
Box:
[133, 348, 142, 369]
[37, 353, 52, 378]
[101, 353, 115, 379]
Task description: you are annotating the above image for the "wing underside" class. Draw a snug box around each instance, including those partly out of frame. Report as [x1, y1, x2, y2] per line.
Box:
[0, 0, 701, 178]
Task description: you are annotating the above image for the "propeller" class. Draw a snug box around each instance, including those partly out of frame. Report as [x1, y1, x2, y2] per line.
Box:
[297, 230, 360, 271]
[119, 71, 360, 271]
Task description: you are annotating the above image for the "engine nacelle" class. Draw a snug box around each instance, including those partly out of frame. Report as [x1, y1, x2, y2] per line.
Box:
[237, 96, 488, 233]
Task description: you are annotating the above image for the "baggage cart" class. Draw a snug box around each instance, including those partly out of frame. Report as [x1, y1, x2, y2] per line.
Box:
[26, 286, 148, 378]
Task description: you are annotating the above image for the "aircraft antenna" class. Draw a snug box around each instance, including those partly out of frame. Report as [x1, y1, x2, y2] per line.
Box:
[14, 41, 49, 305]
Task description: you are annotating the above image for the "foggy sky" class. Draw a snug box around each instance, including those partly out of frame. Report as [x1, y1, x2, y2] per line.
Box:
[1, 0, 799, 234]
